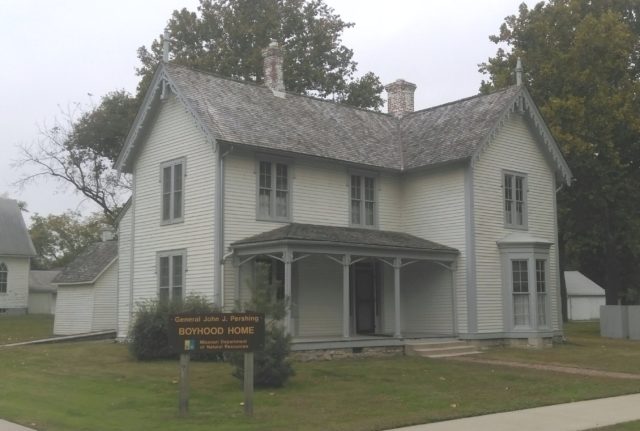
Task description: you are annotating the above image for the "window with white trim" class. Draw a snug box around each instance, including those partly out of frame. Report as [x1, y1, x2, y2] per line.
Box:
[258, 160, 289, 221]
[504, 172, 526, 228]
[0, 263, 7, 293]
[512, 259, 530, 327]
[350, 174, 375, 227]
[158, 251, 185, 303]
[161, 159, 185, 224]
[536, 259, 547, 326]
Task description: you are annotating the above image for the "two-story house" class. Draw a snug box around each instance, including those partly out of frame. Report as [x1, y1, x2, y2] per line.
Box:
[0, 197, 36, 314]
[114, 42, 572, 352]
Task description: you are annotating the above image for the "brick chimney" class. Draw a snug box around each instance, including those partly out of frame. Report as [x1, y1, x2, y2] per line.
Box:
[385, 79, 417, 117]
[262, 40, 285, 98]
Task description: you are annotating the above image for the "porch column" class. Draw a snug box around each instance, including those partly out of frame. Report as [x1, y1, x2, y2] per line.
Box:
[342, 254, 351, 338]
[283, 248, 293, 336]
[393, 257, 402, 338]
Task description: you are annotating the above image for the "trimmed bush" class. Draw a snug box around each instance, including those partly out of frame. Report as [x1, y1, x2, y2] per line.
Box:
[128, 295, 220, 361]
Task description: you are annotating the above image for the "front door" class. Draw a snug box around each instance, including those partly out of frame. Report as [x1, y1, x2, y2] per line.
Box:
[354, 263, 376, 334]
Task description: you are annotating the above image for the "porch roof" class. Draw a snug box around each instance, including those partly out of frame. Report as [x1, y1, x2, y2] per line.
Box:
[230, 223, 458, 256]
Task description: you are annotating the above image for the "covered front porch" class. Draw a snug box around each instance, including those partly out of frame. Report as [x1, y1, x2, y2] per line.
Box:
[229, 223, 459, 349]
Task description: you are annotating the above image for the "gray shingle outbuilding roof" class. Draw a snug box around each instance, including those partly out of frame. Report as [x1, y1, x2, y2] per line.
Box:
[29, 270, 61, 293]
[116, 63, 572, 185]
[0, 197, 36, 257]
[564, 271, 606, 297]
[232, 223, 458, 254]
[53, 241, 118, 285]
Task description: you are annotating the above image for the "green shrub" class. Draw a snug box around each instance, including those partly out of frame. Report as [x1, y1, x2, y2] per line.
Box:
[128, 295, 220, 361]
[228, 262, 294, 387]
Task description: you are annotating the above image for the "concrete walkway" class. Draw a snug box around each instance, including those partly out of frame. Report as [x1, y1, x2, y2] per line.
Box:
[388, 393, 640, 431]
[0, 420, 36, 431]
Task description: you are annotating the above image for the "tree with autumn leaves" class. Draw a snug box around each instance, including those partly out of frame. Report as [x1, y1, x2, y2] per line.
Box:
[480, 0, 640, 306]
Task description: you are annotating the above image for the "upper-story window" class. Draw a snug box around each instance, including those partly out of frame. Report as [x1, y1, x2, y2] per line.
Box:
[161, 159, 185, 224]
[257, 160, 290, 221]
[0, 262, 7, 293]
[351, 174, 376, 227]
[158, 250, 185, 303]
[504, 172, 527, 229]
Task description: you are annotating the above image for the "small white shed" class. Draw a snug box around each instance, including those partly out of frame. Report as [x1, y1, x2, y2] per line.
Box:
[565, 271, 606, 321]
[28, 270, 60, 314]
[53, 236, 118, 335]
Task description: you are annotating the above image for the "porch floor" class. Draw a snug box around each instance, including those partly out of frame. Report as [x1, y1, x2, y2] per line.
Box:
[291, 332, 457, 351]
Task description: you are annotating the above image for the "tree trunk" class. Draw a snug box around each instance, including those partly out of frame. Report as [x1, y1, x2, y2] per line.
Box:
[558, 236, 569, 322]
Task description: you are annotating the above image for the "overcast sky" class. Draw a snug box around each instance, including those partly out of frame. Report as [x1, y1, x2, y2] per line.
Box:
[0, 0, 533, 219]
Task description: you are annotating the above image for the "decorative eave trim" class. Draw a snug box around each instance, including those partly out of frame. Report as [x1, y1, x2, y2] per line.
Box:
[114, 64, 218, 173]
[470, 86, 573, 186]
[230, 238, 459, 260]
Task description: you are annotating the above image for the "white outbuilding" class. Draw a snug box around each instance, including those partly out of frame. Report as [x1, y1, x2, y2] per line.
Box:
[53, 229, 118, 335]
[564, 271, 606, 321]
[28, 270, 59, 314]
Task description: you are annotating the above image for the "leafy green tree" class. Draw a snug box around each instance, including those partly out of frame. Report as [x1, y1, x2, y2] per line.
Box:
[479, 0, 640, 305]
[29, 211, 105, 269]
[137, 0, 384, 110]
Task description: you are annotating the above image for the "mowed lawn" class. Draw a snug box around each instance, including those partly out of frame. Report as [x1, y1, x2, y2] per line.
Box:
[479, 321, 640, 374]
[0, 314, 53, 344]
[1, 334, 640, 431]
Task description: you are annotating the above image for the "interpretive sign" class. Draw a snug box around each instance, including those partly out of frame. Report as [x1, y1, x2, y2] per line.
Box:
[168, 312, 265, 354]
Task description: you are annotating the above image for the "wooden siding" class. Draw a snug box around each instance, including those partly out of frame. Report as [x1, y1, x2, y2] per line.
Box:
[401, 262, 455, 335]
[53, 286, 93, 335]
[131, 93, 216, 308]
[117, 207, 132, 338]
[400, 166, 467, 333]
[28, 292, 56, 314]
[92, 261, 118, 331]
[295, 255, 342, 337]
[0, 256, 29, 310]
[473, 113, 560, 333]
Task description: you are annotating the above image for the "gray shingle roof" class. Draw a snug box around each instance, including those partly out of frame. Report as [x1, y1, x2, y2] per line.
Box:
[232, 223, 458, 253]
[401, 86, 521, 169]
[0, 197, 36, 257]
[118, 63, 571, 184]
[165, 64, 402, 169]
[53, 241, 118, 285]
[29, 270, 60, 293]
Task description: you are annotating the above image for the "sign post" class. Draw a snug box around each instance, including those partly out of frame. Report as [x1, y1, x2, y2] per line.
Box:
[244, 352, 254, 416]
[179, 352, 190, 416]
[168, 312, 265, 418]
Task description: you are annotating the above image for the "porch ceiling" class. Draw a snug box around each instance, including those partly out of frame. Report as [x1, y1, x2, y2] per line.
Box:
[230, 223, 459, 260]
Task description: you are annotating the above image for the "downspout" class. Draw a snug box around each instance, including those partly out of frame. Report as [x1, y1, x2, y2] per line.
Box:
[128, 174, 136, 337]
[215, 144, 233, 308]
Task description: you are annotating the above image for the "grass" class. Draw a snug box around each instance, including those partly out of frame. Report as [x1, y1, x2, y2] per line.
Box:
[1, 339, 640, 431]
[478, 321, 640, 374]
[0, 314, 53, 344]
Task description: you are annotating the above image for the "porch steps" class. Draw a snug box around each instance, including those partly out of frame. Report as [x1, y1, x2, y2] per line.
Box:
[404, 340, 482, 359]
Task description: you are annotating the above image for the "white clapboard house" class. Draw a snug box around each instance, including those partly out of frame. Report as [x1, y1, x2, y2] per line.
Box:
[113, 43, 572, 352]
[0, 197, 36, 315]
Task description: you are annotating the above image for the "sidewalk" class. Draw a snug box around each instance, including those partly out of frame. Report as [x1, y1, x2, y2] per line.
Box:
[0, 420, 36, 431]
[388, 393, 640, 431]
